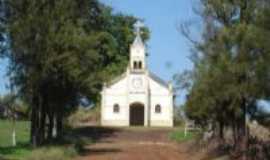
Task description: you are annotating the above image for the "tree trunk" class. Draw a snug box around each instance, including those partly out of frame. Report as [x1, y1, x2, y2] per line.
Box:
[56, 116, 62, 139]
[12, 115, 16, 147]
[219, 121, 224, 143]
[30, 103, 38, 147]
[30, 94, 42, 147]
[47, 109, 54, 140]
[56, 107, 63, 139]
[236, 101, 248, 160]
[39, 104, 46, 144]
[232, 121, 238, 149]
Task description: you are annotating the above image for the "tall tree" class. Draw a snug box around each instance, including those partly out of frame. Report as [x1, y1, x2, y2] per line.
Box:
[0, 0, 149, 146]
[182, 0, 270, 158]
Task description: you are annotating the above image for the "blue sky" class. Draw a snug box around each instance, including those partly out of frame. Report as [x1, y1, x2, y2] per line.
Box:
[0, 58, 8, 96]
[99, 0, 196, 81]
[0, 1, 200, 104]
[100, 0, 200, 104]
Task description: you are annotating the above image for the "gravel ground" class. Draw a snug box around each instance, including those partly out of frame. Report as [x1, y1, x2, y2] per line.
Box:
[75, 127, 204, 160]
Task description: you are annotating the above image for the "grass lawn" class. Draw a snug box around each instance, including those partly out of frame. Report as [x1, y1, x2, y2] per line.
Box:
[169, 129, 197, 142]
[0, 120, 92, 160]
[0, 120, 32, 160]
[0, 120, 30, 147]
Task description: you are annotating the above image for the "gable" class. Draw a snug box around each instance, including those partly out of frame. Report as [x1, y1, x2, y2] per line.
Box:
[106, 72, 127, 88]
[149, 72, 171, 95]
[149, 72, 170, 89]
[104, 72, 128, 95]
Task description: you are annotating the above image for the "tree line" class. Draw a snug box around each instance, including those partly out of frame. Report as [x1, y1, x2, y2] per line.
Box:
[177, 0, 270, 159]
[0, 0, 149, 147]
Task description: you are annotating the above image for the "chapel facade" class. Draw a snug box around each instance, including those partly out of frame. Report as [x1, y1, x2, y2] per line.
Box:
[100, 22, 174, 127]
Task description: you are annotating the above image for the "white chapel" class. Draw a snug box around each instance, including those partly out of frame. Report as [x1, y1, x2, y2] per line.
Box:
[101, 22, 174, 127]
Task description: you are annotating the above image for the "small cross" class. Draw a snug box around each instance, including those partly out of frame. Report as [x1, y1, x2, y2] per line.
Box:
[134, 21, 144, 35]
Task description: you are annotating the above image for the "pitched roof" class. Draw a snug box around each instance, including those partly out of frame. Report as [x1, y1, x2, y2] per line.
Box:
[132, 34, 144, 47]
[106, 72, 127, 87]
[149, 71, 170, 89]
[132, 21, 145, 47]
[105, 70, 170, 89]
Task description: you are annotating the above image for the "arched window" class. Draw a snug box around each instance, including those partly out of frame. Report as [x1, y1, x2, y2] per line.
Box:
[133, 61, 138, 69]
[138, 61, 142, 69]
[113, 104, 120, 113]
[155, 104, 161, 113]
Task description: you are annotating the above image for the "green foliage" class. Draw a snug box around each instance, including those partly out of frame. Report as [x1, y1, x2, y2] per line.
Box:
[0, 120, 31, 159]
[174, 106, 185, 127]
[0, 120, 30, 147]
[0, 120, 93, 160]
[73, 138, 89, 153]
[0, 0, 149, 145]
[67, 106, 100, 127]
[0, 144, 32, 160]
[169, 130, 196, 142]
[252, 109, 270, 128]
[0, 94, 30, 120]
[184, 0, 270, 127]
[1, 0, 150, 102]
[180, 2, 270, 158]
[25, 146, 77, 160]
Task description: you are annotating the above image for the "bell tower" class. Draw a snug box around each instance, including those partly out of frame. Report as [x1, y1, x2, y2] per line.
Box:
[130, 21, 146, 73]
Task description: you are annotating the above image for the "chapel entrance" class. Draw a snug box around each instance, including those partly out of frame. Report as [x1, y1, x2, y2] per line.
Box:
[129, 103, 144, 126]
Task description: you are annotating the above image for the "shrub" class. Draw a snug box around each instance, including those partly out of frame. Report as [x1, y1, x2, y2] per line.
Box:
[25, 146, 77, 160]
[67, 107, 100, 127]
[174, 106, 185, 127]
[247, 138, 270, 160]
[74, 139, 87, 152]
[169, 130, 195, 142]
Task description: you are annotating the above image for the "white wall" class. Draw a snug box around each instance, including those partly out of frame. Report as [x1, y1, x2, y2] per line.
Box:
[101, 76, 129, 126]
[149, 77, 173, 127]
[101, 72, 173, 127]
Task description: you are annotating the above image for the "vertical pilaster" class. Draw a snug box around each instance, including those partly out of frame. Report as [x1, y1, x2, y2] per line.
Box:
[145, 71, 151, 127]
[169, 82, 174, 126]
[101, 83, 106, 126]
[126, 69, 130, 126]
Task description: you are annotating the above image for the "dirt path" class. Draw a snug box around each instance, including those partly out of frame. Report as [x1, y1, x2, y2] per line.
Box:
[75, 127, 204, 160]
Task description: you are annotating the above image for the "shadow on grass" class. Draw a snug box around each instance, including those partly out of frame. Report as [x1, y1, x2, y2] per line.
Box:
[80, 148, 122, 156]
[67, 126, 123, 156]
[0, 126, 122, 159]
[68, 126, 121, 143]
[0, 142, 32, 158]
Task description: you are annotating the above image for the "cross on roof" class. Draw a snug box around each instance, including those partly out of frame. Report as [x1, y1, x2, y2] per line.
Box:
[134, 21, 144, 36]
